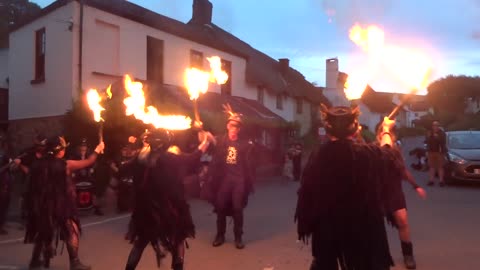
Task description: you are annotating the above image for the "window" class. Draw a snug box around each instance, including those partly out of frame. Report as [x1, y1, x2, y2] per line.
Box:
[147, 36, 164, 83]
[296, 98, 303, 114]
[33, 28, 46, 82]
[276, 94, 283, 110]
[190, 50, 203, 68]
[257, 87, 264, 104]
[93, 20, 120, 75]
[220, 59, 232, 95]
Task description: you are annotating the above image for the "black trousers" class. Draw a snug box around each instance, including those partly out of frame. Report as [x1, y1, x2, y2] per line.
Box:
[215, 180, 245, 237]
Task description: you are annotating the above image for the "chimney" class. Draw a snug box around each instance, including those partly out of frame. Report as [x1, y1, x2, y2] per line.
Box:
[191, 0, 213, 25]
[279, 58, 290, 75]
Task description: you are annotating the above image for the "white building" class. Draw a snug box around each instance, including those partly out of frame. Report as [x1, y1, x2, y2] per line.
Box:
[7, 0, 328, 149]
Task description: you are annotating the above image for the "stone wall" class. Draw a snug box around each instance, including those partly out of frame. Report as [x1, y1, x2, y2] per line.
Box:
[8, 115, 65, 154]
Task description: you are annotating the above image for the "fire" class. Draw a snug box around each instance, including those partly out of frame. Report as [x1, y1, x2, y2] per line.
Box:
[106, 84, 113, 99]
[344, 73, 369, 100]
[123, 75, 191, 130]
[344, 23, 432, 100]
[184, 55, 229, 100]
[207, 56, 228, 84]
[86, 89, 105, 122]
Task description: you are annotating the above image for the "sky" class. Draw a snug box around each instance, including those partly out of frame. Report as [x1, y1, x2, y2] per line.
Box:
[35, 0, 480, 92]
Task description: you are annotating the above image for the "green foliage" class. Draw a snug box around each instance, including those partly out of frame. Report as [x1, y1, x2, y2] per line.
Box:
[445, 113, 480, 131]
[427, 75, 480, 114]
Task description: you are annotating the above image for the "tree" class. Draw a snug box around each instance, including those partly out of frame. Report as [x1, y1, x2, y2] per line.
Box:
[0, 0, 41, 47]
[426, 75, 480, 115]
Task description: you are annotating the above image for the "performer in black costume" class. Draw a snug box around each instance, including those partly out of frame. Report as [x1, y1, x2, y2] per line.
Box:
[123, 128, 212, 270]
[209, 105, 255, 249]
[295, 104, 402, 270]
[0, 133, 12, 235]
[24, 136, 104, 270]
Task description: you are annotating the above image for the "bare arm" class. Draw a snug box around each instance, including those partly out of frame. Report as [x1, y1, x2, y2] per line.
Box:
[67, 152, 98, 172]
[66, 142, 104, 172]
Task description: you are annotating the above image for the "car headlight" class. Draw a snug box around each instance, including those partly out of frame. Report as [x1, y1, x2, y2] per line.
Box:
[448, 152, 466, 164]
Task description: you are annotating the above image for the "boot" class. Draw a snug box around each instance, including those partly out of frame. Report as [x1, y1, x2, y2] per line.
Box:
[401, 241, 416, 269]
[233, 211, 244, 249]
[212, 213, 226, 247]
[234, 235, 245, 249]
[212, 234, 225, 247]
[171, 255, 184, 270]
[29, 242, 43, 270]
[70, 258, 91, 270]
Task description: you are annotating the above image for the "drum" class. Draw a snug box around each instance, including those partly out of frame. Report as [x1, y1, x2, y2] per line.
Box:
[76, 181, 94, 210]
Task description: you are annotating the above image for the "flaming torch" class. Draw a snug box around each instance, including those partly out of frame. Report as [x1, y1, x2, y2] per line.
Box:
[86, 89, 107, 148]
[184, 56, 229, 124]
[344, 23, 432, 119]
[123, 75, 192, 130]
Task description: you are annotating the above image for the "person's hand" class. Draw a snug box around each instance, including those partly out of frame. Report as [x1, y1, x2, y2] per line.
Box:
[94, 142, 105, 154]
[381, 116, 395, 132]
[193, 120, 203, 130]
[13, 158, 21, 166]
[128, 136, 137, 144]
[203, 131, 216, 145]
[415, 187, 427, 200]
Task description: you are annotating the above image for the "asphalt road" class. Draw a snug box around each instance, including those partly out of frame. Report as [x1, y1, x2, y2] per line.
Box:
[1, 137, 479, 270]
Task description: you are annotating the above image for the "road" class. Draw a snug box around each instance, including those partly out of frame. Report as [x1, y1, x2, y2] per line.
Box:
[1, 138, 480, 270]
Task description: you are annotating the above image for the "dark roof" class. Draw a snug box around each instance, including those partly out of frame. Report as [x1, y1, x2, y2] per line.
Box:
[12, 0, 327, 104]
[111, 79, 285, 126]
[360, 86, 397, 114]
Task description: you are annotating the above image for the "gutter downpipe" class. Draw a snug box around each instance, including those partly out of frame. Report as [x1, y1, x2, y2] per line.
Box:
[78, 0, 84, 96]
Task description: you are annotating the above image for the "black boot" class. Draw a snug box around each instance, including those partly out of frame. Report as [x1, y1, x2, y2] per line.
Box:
[70, 258, 91, 270]
[212, 213, 226, 247]
[212, 234, 225, 247]
[29, 242, 43, 270]
[234, 235, 245, 249]
[401, 241, 417, 269]
[233, 210, 244, 249]
[125, 238, 148, 270]
[171, 255, 184, 270]
[66, 222, 91, 270]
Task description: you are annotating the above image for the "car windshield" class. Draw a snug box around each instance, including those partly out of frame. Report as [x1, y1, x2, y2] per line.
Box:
[448, 133, 480, 149]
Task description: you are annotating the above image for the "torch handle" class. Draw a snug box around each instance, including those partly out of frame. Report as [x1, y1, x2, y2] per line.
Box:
[98, 122, 104, 154]
[193, 99, 201, 123]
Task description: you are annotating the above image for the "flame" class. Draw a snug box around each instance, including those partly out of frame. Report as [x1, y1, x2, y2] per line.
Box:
[86, 89, 105, 122]
[184, 55, 229, 100]
[123, 75, 191, 130]
[345, 23, 432, 100]
[207, 56, 229, 84]
[344, 73, 369, 100]
[106, 84, 112, 99]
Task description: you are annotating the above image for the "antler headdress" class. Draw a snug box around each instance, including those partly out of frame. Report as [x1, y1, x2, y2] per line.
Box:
[223, 103, 243, 124]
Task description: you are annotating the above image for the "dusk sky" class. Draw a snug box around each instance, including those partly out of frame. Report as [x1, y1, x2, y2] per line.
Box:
[36, 0, 480, 92]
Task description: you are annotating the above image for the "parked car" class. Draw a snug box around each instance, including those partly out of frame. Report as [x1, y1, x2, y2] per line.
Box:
[445, 130, 480, 184]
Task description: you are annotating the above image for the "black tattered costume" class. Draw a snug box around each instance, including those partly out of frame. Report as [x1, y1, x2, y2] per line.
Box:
[122, 130, 203, 270]
[24, 136, 97, 270]
[295, 105, 403, 270]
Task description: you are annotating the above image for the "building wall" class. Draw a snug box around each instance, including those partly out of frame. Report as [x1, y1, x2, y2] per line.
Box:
[0, 49, 8, 88]
[80, 6, 255, 100]
[8, 2, 76, 120]
[293, 98, 312, 135]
